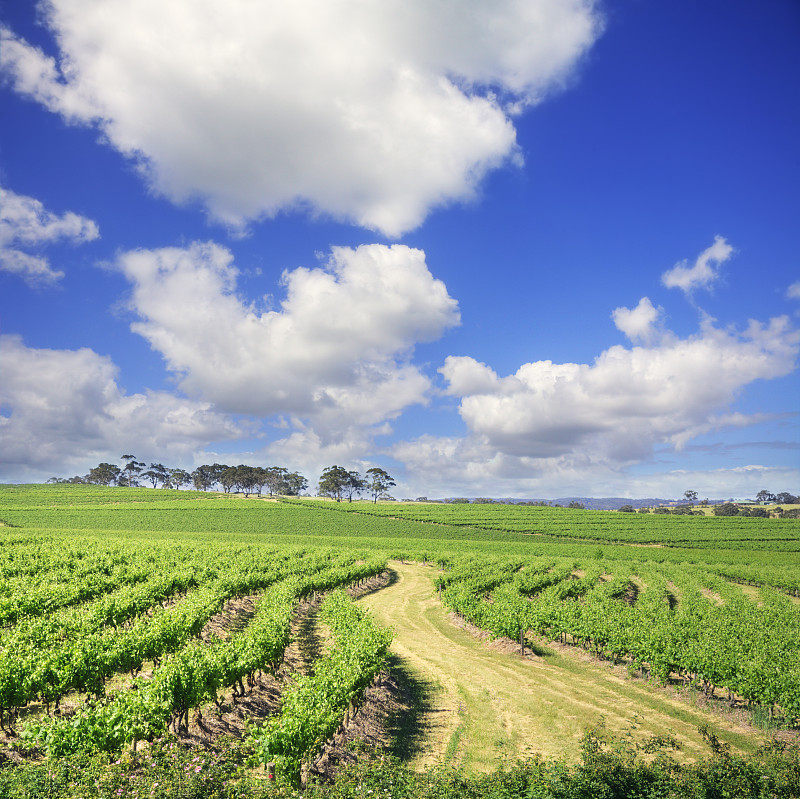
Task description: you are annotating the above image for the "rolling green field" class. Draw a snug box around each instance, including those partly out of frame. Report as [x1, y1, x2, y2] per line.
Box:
[1, 484, 799, 798]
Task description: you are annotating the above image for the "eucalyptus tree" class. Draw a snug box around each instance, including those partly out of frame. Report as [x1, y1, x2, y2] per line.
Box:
[343, 470, 366, 502]
[119, 455, 145, 486]
[235, 465, 259, 496]
[142, 463, 170, 488]
[219, 466, 238, 493]
[365, 467, 396, 503]
[318, 465, 351, 502]
[209, 463, 229, 490]
[168, 468, 192, 490]
[191, 464, 216, 491]
[283, 471, 308, 496]
[87, 462, 121, 486]
[265, 466, 288, 496]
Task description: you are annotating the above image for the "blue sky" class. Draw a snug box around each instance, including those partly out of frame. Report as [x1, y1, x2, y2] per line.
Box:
[1, 0, 798, 499]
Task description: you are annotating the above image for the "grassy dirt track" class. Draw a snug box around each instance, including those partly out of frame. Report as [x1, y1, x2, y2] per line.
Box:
[357, 562, 761, 774]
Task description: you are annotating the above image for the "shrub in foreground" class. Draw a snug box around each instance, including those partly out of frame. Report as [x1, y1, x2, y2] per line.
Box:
[1, 725, 798, 799]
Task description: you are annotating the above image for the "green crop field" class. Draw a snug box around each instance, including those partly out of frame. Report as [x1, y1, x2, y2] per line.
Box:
[0, 484, 799, 798]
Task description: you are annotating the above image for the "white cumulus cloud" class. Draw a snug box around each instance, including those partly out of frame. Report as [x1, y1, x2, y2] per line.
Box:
[611, 297, 664, 344]
[0, 0, 601, 235]
[440, 314, 798, 464]
[787, 281, 800, 300]
[115, 241, 460, 439]
[661, 235, 733, 294]
[0, 335, 240, 482]
[0, 185, 99, 284]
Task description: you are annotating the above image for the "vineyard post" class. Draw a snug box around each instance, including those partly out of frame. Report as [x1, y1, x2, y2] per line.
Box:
[520, 627, 524, 657]
[266, 762, 275, 780]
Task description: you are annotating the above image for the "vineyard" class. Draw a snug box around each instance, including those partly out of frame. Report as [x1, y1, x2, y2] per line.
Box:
[0, 484, 799, 798]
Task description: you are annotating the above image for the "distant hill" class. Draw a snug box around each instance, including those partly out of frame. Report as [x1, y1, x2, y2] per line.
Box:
[435, 497, 728, 510]
[551, 497, 679, 510]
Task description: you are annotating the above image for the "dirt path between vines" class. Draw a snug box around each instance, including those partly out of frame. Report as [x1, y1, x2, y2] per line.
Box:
[356, 562, 762, 774]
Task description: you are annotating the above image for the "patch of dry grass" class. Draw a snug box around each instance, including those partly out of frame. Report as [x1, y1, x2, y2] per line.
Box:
[357, 562, 765, 774]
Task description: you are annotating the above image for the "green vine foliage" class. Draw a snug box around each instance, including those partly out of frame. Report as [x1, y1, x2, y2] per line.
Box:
[252, 590, 392, 784]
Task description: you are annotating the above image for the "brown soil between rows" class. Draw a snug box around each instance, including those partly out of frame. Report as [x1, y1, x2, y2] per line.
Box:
[174, 571, 394, 752]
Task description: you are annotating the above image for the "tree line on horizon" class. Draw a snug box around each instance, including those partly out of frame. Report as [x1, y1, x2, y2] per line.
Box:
[49, 456, 308, 497]
[47, 456, 397, 503]
[45, 459, 798, 510]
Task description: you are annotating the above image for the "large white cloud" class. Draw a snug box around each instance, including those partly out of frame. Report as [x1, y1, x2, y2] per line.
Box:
[115, 241, 460, 436]
[0, 185, 99, 284]
[440, 313, 798, 463]
[0, 335, 240, 481]
[0, 1, 601, 235]
[397, 284, 800, 497]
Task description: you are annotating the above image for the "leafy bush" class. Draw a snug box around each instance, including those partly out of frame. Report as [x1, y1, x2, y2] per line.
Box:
[713, 502, 739, 516]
